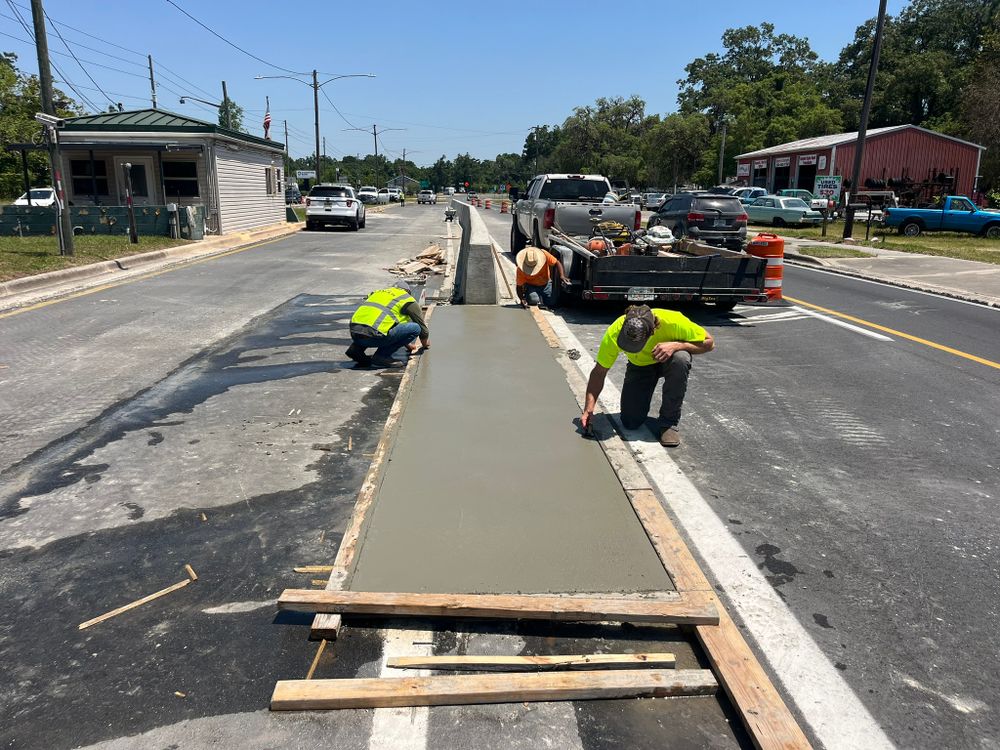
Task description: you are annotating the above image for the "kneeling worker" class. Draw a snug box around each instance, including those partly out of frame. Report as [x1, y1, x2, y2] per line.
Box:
[515, 247, 566, 308]
[346, 281, 430, 368]
[580, 305, 713, 447]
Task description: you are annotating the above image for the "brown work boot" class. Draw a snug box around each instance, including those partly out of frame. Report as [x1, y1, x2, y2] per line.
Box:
[345, 343, 372, 367]
[660, 427, 681, 447]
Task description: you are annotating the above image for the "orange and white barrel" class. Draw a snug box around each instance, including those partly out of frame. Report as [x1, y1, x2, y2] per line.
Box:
[500, 200, 508, 213]
[485, 199, 492, 210]
[746, 232, 784, 301]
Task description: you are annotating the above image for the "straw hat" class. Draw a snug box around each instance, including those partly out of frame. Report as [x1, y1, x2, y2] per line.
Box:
[515, 247, 547, 276]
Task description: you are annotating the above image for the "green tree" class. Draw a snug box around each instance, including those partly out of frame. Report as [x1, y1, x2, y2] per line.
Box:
[642, 113, 710, 190]
[960, 26, 1000, 194]
[218, 98, 245, 132]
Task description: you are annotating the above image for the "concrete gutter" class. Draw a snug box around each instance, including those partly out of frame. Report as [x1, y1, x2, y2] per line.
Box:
[0, 221, 302, 309]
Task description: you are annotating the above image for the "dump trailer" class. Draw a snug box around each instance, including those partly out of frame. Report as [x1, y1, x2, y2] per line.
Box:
[547, 227, 767, 312]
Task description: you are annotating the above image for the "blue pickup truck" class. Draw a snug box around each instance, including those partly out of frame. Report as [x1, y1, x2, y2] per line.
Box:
[883, 196, 1000, 238]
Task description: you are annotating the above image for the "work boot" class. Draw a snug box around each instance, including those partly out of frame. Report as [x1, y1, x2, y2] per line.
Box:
[660, 427, 681, 447]
[345, 343, 371, 367]
[371, 356, 405, 368]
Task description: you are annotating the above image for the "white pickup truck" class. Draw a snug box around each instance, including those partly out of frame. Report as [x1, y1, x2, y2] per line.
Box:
[510, 174, 641, 251]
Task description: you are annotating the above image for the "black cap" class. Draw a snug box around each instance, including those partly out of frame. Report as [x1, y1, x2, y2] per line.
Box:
[616, 306, 655, 352]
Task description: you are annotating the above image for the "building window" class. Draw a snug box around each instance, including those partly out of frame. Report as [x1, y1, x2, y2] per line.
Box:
[71, 159, 109, 196]
[163, 161, 199, 197]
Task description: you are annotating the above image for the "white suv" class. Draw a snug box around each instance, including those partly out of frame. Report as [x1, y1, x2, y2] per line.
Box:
[305, 184, 366, 231]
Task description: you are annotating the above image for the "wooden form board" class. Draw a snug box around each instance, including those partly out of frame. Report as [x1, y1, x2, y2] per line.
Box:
[310, 306, 434, 640]
[536, 314, 813, 750]
[271, 668, 717, 710]
[386, 653, 677, 672]
[283, 589, 718, 625]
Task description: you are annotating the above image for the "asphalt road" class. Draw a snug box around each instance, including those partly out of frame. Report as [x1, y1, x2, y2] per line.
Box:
[481, 207, 1000, 749]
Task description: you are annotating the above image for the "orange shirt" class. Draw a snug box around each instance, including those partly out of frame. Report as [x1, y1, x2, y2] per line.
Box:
[516, 249, 559, 286]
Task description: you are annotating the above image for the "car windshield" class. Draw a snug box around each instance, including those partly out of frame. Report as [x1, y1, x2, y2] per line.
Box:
[310, 187, 352, 198]
[538, 179, 609, 201]
[29, 189, 53, 198]
[781, 198, 809, 209]
[359, 186, 376, 192]
[693, 196, 742, 213]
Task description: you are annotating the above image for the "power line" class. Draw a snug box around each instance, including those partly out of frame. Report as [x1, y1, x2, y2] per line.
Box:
[321, 87, 359, 130]
[154, 59, 219, 102]
[9, 0, 146, 58]
[164, 0, 304, 76]
[44, 8, 116, 108]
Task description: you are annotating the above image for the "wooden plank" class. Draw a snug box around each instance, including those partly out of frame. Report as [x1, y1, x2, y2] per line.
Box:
[283, 589, 718, 626]
[294, 565, 334, 574]
[79, 578, 191, 630]
[270, 668, 717, 710]
[311, 306, 435, 640]
[386, 652, 676, 672]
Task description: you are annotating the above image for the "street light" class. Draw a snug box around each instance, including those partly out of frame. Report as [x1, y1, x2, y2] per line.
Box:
[178, 81, 233, 128]
[344, 124, 404, 188]
[255, 72, 374, 182]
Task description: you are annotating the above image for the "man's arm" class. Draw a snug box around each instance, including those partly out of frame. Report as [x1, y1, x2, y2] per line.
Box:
[402, 301, 430, 347]
[650, 332, 714, 362]
[515, 284, 528, 307]
[580, 364, 609, 430]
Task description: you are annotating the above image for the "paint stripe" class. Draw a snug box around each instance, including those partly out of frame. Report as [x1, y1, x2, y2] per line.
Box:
[785, 295, 1000, 370]
[0, 234, 291, 321]
[790, 306, 894, 341]
[542, 312, 894, 750]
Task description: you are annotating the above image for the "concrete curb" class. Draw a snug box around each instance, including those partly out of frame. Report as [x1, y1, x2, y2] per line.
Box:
[0, 222, 303, 304]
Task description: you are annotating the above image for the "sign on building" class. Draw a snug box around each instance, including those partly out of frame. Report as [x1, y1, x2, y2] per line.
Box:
[798, 154, 817, 166]
[736, 163, 750, 177]
[296, 170, 317, 179]
[774, 157, 791, 168]
[753, 159, 767, 170]
[814, 175, 843, 201]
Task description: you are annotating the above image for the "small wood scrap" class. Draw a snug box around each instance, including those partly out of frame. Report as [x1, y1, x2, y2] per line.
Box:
[199, 512, 207, 522]
[174, 691, 187, 698]
[294, 565, 335, 574]
[79, 567, 197, 630]
[386, 652, 676, 672]
[386, 243, 446, 280]
[270, 668, 717, 711]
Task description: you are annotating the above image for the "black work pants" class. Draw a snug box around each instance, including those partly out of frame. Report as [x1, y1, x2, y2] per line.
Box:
[619, 351, 692, 431]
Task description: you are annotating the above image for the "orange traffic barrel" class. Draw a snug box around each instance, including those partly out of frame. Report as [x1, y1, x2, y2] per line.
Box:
[485, 199, 492, 210]
[500, 200, 508, 213]
[746, 232, 784, 301]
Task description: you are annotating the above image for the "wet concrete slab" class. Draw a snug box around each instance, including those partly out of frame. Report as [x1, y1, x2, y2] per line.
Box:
[348, 305, 674, 594]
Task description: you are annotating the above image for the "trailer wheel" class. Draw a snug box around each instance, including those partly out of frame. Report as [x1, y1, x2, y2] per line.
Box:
[713, 299, 738, 313]
[900, 221, 922, 237]
[510, 219, 527, 253]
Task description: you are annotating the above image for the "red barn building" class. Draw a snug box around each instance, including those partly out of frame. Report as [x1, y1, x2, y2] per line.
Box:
[734, 125, 985, 202]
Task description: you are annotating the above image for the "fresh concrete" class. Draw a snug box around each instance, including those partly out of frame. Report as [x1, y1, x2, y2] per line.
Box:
[451, 200, 498, 305]
[348, 305, 673, 595]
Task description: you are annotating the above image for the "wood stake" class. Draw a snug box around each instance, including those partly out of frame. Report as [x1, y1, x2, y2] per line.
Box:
[348, 435, 352, 451]
[387, 653, 676, 672]
[79, 578, 192, 630]
[271, 668, 716, 710]
[306, 639, 328, 680]
[184, 564, 198, 581]
[294, 565, 335, 574]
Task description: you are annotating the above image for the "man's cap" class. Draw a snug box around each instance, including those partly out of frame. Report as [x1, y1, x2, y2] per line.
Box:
[616, 305, 656, 353]
[515, 247, 547, 276]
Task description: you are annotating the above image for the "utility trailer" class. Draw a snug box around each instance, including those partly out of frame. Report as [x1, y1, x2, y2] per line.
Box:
[547, 227, 768, 312]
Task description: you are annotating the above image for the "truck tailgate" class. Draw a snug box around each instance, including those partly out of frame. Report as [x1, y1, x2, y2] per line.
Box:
[588, 254, 766, 297]
[554, 203, 638, 236]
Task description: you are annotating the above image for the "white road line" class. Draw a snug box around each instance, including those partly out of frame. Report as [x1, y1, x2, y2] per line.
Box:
[735, 315, 810, 325]
[368, 624, 434, 750]
[790, 305, 894, 341]
[541, 312, 895, 750]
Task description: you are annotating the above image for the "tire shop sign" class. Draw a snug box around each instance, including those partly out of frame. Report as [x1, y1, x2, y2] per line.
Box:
[773, 157, 791, 168]
[814, 175, 843, 201]
[753, 159, 768, 170]
[798, 154, 817, 165]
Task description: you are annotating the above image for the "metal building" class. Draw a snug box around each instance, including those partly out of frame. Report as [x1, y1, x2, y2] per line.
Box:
[735, 125, 985, 202]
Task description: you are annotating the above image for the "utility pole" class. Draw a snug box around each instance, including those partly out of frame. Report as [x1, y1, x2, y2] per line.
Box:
[221, 80, 231, 128]
[843, 0, 888, 240]
[717, 119, 728, 185]
[322, 136, 327, 181]
[148, 55, 157, 108]
[121, 162, 139, 244]
[373, 124, 379, 186]
[283, 119, 289, 174]
[313, 70, 321, 183]
[30, 0, 73, 256]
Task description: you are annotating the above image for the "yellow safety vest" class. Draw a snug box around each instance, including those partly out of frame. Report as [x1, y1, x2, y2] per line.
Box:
[351, 287, 416, 335]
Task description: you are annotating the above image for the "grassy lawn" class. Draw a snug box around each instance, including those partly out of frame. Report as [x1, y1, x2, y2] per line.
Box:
[748, 222, 1000, 265]
[292, 206, 305, 221]
[0, 235, 191, 282]
[796, 245, 874, 259]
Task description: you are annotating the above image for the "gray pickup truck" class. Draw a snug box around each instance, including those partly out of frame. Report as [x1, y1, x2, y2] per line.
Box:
[510, 174, 641, 251]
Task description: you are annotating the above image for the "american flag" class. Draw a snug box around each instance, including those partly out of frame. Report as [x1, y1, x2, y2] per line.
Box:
[263, 98, 271, 139]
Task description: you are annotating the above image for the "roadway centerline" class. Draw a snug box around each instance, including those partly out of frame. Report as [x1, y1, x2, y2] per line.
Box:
[784, 295, 1000, 370]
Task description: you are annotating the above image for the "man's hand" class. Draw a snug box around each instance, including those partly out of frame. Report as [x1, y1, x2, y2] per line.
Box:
[419, 335, 430, 350]
[580, 409, 594, 433]
[406, 342, 420, 354]
[651, 341, 687, 362]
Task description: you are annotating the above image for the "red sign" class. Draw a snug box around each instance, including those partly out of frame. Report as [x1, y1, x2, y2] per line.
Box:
[464, 181, 469, 187]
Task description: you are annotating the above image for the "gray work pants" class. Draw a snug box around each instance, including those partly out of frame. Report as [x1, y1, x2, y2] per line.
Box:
[619, 351, 692, 431]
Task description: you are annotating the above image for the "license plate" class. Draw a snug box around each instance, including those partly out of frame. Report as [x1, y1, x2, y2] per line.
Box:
[713, 219, 726, 227]
[627, 287, 655, 301]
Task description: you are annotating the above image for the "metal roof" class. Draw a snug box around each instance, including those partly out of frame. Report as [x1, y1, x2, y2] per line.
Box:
[735, 124, 984, 159]
[59, 109, 283, 152]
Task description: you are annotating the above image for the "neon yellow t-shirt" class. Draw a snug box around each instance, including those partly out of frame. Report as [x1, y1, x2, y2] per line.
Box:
[596, 309, 708, 368]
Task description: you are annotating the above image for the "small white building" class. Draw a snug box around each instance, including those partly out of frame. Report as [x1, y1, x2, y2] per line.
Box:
[57, 109, 287, 234]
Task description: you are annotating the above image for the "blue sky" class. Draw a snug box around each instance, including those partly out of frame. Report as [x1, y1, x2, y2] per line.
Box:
[2, 0, 908, 166]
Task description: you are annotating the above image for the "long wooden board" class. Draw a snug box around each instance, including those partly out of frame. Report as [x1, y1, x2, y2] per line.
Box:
[270, 668, 717, 710]
[386, 652, 676, 672]
[311, 306, 434, 640]
[282, 589, 718, 625]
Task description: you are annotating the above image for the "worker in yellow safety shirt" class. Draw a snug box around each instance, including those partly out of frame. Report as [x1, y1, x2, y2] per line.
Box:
[347, 281, 430, 368]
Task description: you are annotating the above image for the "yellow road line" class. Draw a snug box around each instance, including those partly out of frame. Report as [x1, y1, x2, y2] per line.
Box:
[784, 294, 1000, 371]
[0, 234, 291, 321]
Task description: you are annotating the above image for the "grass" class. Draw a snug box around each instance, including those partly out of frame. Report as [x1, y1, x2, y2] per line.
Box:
[0, 234, 191, 282]
[748, 221, 1000, 265]
[795, 245, 874, 259]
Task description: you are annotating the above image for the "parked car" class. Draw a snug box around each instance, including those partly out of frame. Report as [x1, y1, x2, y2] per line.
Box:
[746, 196, 823, 227]
[884, 195, 1000, 238]
[777, 188, 829, 212]
[377, 188, 391, 204]
[647, 192, 748, 251]
[284, 183, 302, 204]
[305, 184, 366, 231]
[641, 192, 667, 211]
[417, 189, 437, 204]
[629, 191, 642, 206]
[357, 186, 378, 204]
[734, 186, 768, 205]
[387, 187, 402, 202]
[12, 187, 56, 207]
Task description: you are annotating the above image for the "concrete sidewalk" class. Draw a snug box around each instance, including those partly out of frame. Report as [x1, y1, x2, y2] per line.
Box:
[779, 235, 1000, 308]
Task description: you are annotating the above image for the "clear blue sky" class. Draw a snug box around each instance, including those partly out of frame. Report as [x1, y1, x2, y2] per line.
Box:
[2, 0, 909, 166]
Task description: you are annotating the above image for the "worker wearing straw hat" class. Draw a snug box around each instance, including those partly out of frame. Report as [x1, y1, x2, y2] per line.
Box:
[515, 246, 566, 309]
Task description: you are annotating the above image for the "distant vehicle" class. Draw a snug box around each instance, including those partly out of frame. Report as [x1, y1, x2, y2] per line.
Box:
[648, 192, 748, 251]
[777, 188, 829, 212]
[305, 184, 366, 231]
[285, 183, 302, 204]
[884, 195, 1000, 238]
[707, 185, 739, 195]
[357, 186, 378, 204]
[417, 189, 437, 204]
[387, 187, 402, 202]
[444, 187, 456, 196]
[609, 178, 629, 196]
[746, 196, 823, 227]
[12, 187, 56, 207]
[377, 188, 391, 204]
[629, 191, 642, 206]
[734, 186, 768, 205]
[642, 192, 667, 210]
